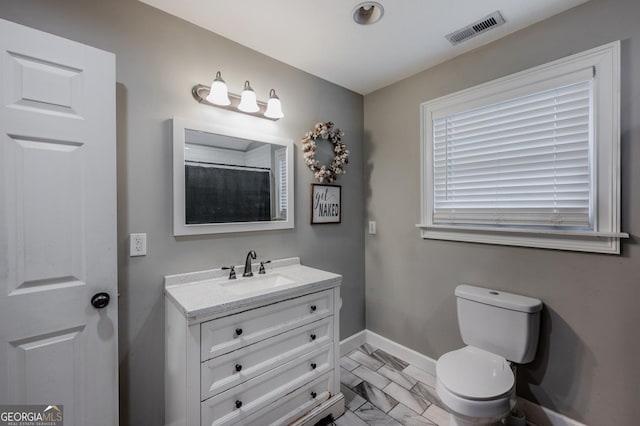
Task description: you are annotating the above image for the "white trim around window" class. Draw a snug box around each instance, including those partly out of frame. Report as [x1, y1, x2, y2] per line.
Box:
[418, 41, 628, 254]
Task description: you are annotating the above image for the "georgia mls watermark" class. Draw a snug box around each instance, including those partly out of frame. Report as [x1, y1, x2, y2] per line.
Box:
[0, 405, 63, 426]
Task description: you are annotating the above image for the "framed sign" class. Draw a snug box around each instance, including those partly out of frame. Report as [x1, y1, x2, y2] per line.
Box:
[311, 184, 341, 224]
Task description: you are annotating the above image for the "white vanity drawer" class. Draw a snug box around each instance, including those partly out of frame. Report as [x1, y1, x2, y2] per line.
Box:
[201, 289, 333, 361]
[200, 344, 333, 426]
[232, 373, 334, 426]
[201, 317, 333, 400]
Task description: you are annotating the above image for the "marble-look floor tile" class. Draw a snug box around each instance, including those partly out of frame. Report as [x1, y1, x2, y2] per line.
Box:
[382, 382, 430, 415]
[334, 409, 369, 426]
[358, 343, 378, 355]
[341, 355, 360, 372]
[411, 382, 444, 407]
[352, 365, 391, 390]
[353, 402, 402, 426]
[377, 365, 418, 390]
[341, 367, 363, 388]
[341, 384, 367, 411]
[352, 381, 398, 413]
[423, 404, 451, 426]
[403, 365, 437, 388]
[388, 403, 437, 426]
[349, 350, 385, 371]
[371, 349, 409, 371]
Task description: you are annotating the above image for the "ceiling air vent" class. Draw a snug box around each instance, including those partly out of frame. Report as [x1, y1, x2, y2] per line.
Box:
[446, 11, 505, 46]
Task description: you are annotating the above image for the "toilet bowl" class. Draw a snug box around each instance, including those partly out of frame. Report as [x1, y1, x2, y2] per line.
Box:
[436, 346, 515, 425]
[435, 285, 543, 426]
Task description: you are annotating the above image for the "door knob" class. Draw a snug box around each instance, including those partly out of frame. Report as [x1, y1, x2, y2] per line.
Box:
[91, 292, 110, 309]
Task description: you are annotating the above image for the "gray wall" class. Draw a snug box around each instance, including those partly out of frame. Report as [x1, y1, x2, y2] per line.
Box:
[0, 1, 365, 424]
[363, 0, 640, 425]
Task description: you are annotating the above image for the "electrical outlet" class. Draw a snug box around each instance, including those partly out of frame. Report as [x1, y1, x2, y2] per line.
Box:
[130, 233, 147, 257]
[368, 221, 376, 235]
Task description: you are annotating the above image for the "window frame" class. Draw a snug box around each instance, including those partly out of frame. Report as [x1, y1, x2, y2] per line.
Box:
[419, 41, 626, 254]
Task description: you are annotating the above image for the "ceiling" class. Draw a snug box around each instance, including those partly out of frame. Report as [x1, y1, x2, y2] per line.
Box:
[140, 0, 589, 95]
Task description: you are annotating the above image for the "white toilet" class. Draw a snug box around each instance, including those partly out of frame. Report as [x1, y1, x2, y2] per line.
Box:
[436, 285, 543, 426]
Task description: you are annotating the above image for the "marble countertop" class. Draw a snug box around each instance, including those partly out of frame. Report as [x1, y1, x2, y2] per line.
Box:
[164, 257, 342, 323]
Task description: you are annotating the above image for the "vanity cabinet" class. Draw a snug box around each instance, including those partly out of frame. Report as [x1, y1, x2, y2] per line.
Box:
[165, 258, 344, 426]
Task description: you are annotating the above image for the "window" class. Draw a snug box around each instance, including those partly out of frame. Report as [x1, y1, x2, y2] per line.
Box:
[419, 42, 626, 254]
[274, 147, 287, 219]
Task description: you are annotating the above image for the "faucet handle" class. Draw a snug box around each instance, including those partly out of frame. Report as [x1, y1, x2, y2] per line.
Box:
[258, 260, 272, 274]
[222, 266, 236, 280]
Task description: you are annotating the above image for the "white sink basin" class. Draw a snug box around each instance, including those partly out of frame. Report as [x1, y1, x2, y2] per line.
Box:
[219, 273, 295, 294]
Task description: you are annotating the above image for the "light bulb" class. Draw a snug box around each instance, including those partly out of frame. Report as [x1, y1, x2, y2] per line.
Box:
[264, 89, 284, 119]
[205, 71, 231, 106]
[237, 80, 259, 113]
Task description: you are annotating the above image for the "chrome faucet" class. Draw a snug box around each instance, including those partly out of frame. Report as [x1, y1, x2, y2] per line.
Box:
[243, 250, 257, 277]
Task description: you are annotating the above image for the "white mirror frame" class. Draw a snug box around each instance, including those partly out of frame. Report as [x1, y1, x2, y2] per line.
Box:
[172, 117, 294, 236]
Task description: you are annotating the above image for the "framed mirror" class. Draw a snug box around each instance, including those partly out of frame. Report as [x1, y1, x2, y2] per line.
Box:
[173, 118, 294, 235]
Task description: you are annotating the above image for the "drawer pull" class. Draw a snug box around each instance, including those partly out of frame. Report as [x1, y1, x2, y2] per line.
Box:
[310, 363, 317, 370]
[235, 328, 243, 336]
[310, 334, 316, 341]
[235, 400, 243, 409]
[310, 392, 317, 399]
[235, 364, 242, 372]
[310, 305, 317, 312]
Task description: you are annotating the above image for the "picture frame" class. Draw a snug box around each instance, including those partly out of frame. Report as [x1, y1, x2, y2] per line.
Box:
[311, 184, 341, 224]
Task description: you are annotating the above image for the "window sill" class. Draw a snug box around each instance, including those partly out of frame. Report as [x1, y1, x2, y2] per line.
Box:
[416, 224, 629, 254]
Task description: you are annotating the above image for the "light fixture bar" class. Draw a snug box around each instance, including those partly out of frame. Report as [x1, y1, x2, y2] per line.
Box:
[192, 84, 280, 121]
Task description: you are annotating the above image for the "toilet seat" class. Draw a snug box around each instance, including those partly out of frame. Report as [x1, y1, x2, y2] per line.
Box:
[437, 346, 514, 400]
[436, 346, 515, 422]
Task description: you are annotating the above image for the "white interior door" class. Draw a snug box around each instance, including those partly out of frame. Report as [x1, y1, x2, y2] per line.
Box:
[0, 18, 117, 425]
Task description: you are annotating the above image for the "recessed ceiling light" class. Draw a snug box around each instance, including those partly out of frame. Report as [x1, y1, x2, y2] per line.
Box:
[353, 2, 384, 25]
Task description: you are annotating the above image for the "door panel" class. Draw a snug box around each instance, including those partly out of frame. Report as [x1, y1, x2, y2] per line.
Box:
[6, 51, 84, 117]
[0, 18, 117, 426]
[7, 325, 86, 421]
[5, 134, 84, 294]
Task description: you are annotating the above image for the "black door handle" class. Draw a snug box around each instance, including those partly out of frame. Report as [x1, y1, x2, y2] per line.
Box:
[91, 292, 110, 309]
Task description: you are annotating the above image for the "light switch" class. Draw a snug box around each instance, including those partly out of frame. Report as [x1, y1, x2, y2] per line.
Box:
[368, 221, 376, 235]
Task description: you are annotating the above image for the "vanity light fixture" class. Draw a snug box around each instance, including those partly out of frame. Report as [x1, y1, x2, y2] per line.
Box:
[205, 71, 231, 106]
[265, 89, 284, 119]
[192, 72, 284, 121]
[237, 81, 259, 113]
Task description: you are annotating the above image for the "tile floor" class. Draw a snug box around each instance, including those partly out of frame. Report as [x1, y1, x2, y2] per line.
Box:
[329, 343, 452, 426]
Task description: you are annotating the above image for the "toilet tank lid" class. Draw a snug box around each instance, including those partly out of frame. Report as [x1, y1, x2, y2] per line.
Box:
[455, 285, 543, 313]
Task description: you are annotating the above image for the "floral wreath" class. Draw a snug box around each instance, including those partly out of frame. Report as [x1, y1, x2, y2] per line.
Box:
[301, 121, 349, 183]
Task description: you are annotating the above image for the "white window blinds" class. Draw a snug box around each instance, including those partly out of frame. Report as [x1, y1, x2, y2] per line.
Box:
[275, 149, 287, 215]
[432, 77, 594, 228]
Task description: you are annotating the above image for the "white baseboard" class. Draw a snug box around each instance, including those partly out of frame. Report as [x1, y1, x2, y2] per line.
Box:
[517, 398, 587, 426]
[364, 330, 437, 376]
[339, 329, 587, 426]
[339, 330, 367, 356]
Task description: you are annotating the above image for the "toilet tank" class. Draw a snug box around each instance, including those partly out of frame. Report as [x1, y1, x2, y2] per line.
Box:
[455, 285, 543, 364]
